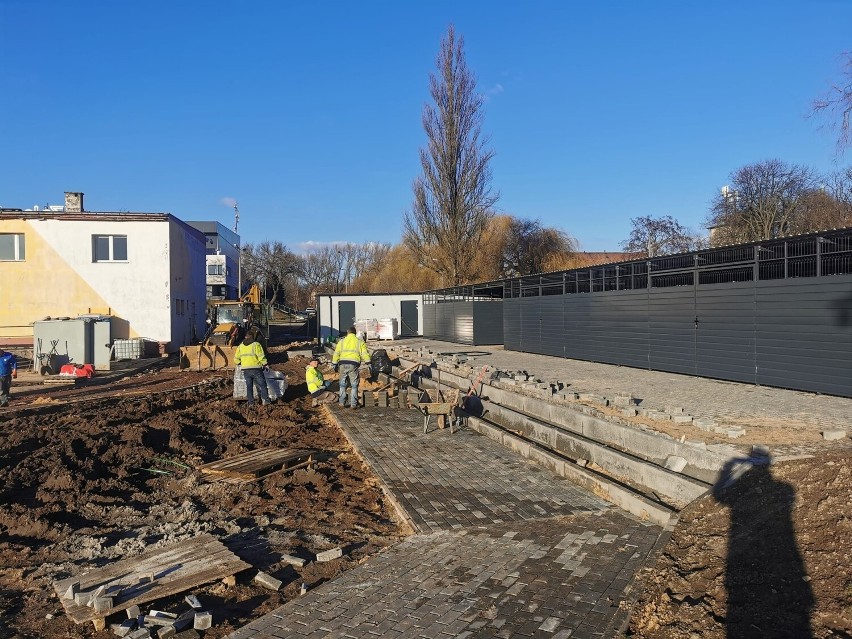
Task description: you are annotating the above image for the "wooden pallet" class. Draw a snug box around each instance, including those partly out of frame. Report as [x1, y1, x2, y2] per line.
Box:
[198, 448, 317, 484]
[53, 534, 250, 628]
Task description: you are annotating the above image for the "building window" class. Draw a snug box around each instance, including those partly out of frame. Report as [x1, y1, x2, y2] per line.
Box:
[207, 264, 225, 275]
[92, 235, 128, 262]
[0, 233, 25, 261]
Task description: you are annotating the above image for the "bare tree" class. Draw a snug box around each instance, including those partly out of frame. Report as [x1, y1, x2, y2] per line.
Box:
[707, 159, 817, 245]
[241, 241, 300, 310]
[621, 215, 698, 257]
[501, 218, 578, 276]
[403, 25, 498, 286]
[813, 52, 852, 155]
[298, 246, 343, 296]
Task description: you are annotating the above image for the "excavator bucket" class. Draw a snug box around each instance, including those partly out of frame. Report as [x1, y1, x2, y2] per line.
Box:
[179, 344, 239, 371]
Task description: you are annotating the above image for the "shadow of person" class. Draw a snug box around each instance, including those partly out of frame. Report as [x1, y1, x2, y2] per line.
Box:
[713, 453, 814, 638]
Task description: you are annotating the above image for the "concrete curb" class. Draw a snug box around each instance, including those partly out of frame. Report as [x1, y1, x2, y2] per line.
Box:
[465, 415, 675, 527]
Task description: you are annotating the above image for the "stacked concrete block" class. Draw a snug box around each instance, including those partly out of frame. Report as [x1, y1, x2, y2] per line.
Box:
[376, 391, 388, 407]
[612, 394, 634, 407]
[692, 418, 716, 431]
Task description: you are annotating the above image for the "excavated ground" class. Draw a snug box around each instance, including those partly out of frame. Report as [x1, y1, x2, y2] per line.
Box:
[0, 349, 409, 638]
[627, 451, 852, 638]
[1, 344, 850, 638]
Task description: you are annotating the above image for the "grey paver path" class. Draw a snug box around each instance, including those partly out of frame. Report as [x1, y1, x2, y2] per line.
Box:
[228, 408, 664, 639]
[399, 338, 852, 434]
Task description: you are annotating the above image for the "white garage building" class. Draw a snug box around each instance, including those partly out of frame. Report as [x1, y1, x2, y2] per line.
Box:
[316, 293, 424, 341]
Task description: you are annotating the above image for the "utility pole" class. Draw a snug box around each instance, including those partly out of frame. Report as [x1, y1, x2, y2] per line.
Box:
[234, 202, 241, 297]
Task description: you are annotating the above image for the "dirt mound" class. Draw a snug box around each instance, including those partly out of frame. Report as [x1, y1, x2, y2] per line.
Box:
[0, 357, 407, 638]
[628, 452, 852, 638]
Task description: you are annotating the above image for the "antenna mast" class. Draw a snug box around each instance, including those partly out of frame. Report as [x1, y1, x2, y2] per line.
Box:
[233, 201, 240, 234]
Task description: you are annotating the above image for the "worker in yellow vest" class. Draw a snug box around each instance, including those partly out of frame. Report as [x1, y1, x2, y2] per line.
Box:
[332, 326, 370, 409]
[234, 330, 271, 406]
[306, 359, 336, 406]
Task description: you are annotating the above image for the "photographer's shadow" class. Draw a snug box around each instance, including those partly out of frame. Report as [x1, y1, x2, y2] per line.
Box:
[713, 453, 814, 638]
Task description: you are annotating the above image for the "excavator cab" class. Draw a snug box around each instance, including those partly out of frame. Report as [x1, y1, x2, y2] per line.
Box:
[179, 284, 269, 371]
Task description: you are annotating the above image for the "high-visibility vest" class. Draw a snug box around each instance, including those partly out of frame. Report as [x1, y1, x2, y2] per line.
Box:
[332, 334, 369, 366]
[306, 366, 324, 393]
[234, 341, 267, 369]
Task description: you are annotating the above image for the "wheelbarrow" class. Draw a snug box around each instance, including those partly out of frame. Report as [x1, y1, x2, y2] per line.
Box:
[410, 366, 461, 434]
[414, 398, 460, 434]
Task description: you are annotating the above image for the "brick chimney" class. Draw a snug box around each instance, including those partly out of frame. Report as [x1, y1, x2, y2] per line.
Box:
[64, 191, 84, 212]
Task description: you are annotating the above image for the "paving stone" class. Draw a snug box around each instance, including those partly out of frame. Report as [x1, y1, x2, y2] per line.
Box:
[727, 427, 746, 438]
[254, 571, 282, 591]
[315, 547, 344, 562]
[671, 415, 693, 424]
[692, 417, 716, 431]
[226, 406, 662, 639]
[664, 456, 687, 473]
[193, 612, 212, 631]
[822, 429, 847, 441]
[281, 554, 308, 568]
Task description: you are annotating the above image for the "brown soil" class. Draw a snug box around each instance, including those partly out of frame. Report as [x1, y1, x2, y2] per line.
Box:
[0, 350, 408, 638]
[627, 451, 852, 638]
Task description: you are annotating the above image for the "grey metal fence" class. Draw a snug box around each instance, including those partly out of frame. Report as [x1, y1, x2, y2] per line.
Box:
[429, 229, 852, 397]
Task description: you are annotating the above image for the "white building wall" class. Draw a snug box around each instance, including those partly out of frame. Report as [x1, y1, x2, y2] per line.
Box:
[317, 294, 424, 340]
[169, 221, 208, 347]
[23, 217, 205, 348]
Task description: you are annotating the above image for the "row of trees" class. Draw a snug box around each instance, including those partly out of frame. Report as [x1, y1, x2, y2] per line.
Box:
[241, 33, 852, 308]
[623, 160, 852, 258]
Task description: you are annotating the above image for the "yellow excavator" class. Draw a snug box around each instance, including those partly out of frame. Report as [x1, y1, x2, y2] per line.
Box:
[179, 284, 269, 371]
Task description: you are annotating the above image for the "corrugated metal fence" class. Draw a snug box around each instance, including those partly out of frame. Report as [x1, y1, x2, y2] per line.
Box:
[428, 229, 852, 397]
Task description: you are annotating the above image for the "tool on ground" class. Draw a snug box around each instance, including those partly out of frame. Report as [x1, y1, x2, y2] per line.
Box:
[373, 361, 422, 393]
[465, 365, 490, 398]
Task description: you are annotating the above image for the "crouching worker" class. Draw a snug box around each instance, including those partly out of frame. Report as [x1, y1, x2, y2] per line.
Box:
[306, 359, 336, 406]
[235, 330, 272, 406]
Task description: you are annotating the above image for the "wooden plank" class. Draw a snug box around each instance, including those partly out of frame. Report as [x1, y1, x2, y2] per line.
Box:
[198, 448, 296, 472]
[199, 448, 316, 480]
[52, 534, 250, 625]
[218, 458, 315, 485]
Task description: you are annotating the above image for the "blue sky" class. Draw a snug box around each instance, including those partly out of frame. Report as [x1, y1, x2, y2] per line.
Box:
[1, 1, 850, 252]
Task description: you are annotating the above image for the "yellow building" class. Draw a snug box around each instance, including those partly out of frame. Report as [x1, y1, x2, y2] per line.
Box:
[0, 192, 207, 352]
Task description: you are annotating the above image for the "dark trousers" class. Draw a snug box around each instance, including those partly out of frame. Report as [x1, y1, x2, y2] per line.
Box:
[0, 374, 10, 404]
[243, 368, 270, 405]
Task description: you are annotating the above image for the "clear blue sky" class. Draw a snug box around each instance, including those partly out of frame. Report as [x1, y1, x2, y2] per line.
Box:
[1, 1, 849, 252]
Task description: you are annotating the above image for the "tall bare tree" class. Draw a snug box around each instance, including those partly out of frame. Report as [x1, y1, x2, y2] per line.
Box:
[501, 218, 578, 276]
[621, 215, 699, 257]
[813, 51, 852, 155]
[403, 25, 498, 286]
[241, 241, 300, 311]
[707, 159, 817, 245]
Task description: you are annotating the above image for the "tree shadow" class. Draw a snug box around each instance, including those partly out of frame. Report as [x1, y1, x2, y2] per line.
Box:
[713, 452, 814, 638]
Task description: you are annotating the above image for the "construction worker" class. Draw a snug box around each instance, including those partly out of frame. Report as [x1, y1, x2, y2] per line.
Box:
[234, 330, 272, 406]
[332, 326, 370, 409]
[0, 349, 18, 407]
[305, 359, 336, 406]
